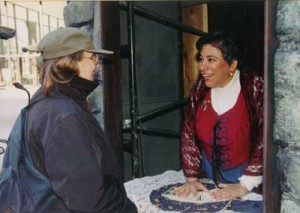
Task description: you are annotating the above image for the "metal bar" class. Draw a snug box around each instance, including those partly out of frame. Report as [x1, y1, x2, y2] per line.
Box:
[127, 2, 141, 179]
[177, 1, 184, 112]
[12, 3, 18, 53]
[123, 127, 180, 139]
[137, 98, 188, 123]
[39, 1, 43, 39]
[119, 2, 207, 37]
[263, 1, 280, 213]
[138, 127, 181, 138]
[4, 1, 13, 86]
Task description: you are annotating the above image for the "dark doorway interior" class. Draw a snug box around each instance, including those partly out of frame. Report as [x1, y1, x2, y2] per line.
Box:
[102, 0, 272, 211]
[119, 1, 265, 181]
[207, 1, 264, 73]
[120, 2, 182, 181]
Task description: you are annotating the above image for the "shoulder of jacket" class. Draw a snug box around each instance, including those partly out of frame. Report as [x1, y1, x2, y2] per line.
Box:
[29, 96, 84, 122]
[240, 70, 263, 89]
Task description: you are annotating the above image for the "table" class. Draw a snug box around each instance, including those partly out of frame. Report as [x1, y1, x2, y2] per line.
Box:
[124, 170, 262, 213]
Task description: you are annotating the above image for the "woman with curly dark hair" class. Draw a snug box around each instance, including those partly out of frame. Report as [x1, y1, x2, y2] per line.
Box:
[174, 32, 263, 203]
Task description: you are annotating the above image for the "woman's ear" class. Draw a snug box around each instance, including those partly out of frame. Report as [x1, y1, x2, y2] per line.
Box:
[230, 60, 238, 71]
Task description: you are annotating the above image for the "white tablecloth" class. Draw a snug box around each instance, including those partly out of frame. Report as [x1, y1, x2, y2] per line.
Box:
[124, 170, 262, 213]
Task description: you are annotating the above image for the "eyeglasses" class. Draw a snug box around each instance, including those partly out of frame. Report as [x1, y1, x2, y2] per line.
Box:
[84, 53, 99, 65]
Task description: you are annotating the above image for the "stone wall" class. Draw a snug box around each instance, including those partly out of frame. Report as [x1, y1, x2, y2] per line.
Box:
[274, 1, 300, 212]
[64, 1, 105, 128]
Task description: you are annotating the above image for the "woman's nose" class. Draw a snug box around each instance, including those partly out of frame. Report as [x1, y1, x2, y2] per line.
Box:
[199, 60, 207, 71]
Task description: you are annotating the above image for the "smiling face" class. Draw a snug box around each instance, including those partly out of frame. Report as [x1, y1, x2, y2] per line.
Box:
[76, 51, 99, 81]
[198, 44, 237, 88]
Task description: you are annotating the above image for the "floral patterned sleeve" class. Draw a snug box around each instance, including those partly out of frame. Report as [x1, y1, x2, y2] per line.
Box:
[181, 79, 206, 178]
[243, 75, 264, 176]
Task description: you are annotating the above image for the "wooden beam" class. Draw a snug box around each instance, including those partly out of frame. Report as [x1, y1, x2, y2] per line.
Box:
[182, 4, 208, 98]
[99, 2, 123, 181]
[263, 1, 280, 212]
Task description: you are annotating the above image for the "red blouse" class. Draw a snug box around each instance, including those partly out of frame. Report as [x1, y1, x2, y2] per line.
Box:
[181, 70, 263, 178]
[196, 90, 250, 170]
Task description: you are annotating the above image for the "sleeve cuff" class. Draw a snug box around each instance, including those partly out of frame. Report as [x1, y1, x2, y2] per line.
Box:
[239, 175, 263, 191]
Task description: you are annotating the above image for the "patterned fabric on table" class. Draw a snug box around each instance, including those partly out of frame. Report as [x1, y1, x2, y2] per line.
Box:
[150, 182, 263, 213]
[150, 183, 230, 212]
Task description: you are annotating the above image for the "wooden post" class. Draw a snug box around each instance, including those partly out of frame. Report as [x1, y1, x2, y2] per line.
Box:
[182, 4, 208, 97]
[263, 1, 280, 212]
[98, 2, 123, 181]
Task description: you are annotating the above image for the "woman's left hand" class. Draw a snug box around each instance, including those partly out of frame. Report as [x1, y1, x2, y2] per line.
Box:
[210, 183, 248, 201]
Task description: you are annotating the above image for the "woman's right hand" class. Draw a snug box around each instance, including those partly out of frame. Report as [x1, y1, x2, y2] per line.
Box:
[173, 178, 209, 198]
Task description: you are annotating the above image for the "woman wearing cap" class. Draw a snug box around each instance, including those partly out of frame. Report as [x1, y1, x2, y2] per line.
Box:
[26, 27, 137, 212]
[174, 32, 263, 204]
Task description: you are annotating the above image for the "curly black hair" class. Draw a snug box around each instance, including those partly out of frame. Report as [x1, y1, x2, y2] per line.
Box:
[196, 31, 244, 69]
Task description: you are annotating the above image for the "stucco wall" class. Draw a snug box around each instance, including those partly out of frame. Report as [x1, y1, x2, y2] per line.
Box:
[274, 1, 300, 212]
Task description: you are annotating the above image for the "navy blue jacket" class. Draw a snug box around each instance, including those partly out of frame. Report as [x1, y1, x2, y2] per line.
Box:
[26, 77, 136, 212]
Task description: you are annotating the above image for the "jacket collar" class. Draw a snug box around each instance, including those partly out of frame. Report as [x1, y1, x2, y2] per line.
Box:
[53, 76, 99, 103]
